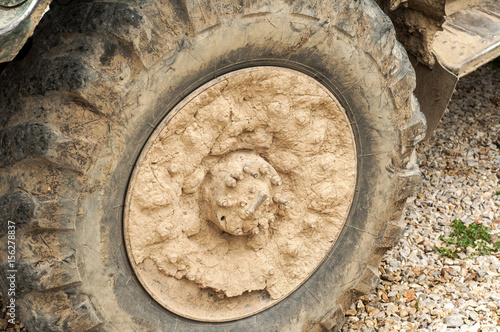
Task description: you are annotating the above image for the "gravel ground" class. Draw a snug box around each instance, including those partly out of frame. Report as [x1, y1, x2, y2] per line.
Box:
[1, 64, 498, 331]
[342, 63, 500, 332]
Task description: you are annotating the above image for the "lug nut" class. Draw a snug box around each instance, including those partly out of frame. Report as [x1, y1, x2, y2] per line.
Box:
[259, 219, 269, 230]
[243, 166, 258, 178]
[225, 177, 237, 188]
[231, 171, 245, 180]
[273, 194, 288, 206]
[260, 165, 271, 175]
[217, 198, 228, 207]
[271, 175, 282, 186]
[168, 162, 179, 174]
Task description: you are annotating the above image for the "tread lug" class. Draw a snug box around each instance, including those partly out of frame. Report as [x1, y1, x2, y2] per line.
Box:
[10, 230, 80, 296]
[353, 266, 380, 295]
[19, 290, 102, 332]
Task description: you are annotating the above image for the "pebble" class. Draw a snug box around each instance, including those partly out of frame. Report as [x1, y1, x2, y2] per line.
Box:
[343, 64, 500, 331]
[446, 314, 464, 327]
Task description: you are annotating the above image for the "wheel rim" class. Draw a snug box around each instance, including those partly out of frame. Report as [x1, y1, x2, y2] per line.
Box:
[124, 66, 357, 322]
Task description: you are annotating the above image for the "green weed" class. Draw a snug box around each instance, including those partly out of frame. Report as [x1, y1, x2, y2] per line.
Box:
[434, 219, 500, 258]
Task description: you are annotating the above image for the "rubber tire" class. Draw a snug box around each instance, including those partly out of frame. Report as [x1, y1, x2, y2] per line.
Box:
[0, 0, 426, 331]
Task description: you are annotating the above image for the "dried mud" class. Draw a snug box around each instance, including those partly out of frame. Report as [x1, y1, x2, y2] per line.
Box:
[124, 67, 357, 320]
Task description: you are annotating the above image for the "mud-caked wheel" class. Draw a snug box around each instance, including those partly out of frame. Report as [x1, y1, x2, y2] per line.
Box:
[0, 0, 425, 331]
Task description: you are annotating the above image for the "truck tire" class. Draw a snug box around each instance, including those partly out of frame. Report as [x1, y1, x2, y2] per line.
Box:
[0, 0, 425, 331]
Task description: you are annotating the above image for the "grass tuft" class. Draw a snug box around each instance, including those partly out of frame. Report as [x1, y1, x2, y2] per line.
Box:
[434, 219, 500, 258]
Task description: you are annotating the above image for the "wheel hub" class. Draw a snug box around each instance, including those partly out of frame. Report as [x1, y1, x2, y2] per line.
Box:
[203, 151, 284, 236]
[124, 67, 357, 321]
